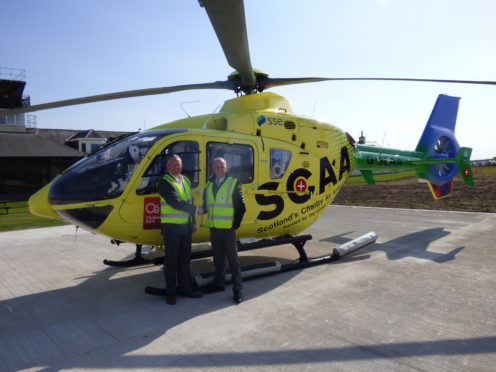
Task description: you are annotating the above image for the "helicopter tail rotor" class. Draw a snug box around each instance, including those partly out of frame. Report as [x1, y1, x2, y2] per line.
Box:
[413, 94, 473, 199]
[415, 94, 461, 185]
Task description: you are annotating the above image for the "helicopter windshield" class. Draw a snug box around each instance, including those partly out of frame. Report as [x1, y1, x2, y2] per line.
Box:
[49, 129, 186, 205]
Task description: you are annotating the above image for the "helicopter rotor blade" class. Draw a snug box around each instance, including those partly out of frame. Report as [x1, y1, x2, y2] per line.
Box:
[200, 0, 256, 92]
[261, 77, 496, 90]
[0, 80, 232, 117]
[2, 76, 494, 118]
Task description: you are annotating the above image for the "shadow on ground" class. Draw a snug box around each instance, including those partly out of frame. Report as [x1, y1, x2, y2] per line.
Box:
[0, 252, 299, 372]
[320, 227, 463, 264]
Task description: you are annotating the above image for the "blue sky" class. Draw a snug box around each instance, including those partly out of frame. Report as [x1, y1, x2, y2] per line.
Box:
[2, 0, 495, 159]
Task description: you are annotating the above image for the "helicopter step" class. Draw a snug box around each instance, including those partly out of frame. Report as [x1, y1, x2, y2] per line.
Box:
[144, 232, 377, 296]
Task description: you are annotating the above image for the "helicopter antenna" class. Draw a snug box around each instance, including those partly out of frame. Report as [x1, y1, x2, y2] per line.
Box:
[312, 101, 317, 117]
[180, 100, 200, 118]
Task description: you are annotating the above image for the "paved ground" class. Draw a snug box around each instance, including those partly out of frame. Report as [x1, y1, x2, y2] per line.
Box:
[1, 205, 495, 371]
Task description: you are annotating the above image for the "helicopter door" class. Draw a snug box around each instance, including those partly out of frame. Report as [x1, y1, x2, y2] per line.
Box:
[118, 139, 200, 234]
[205, 141, 255, 184]
[201, 139, 257, 233]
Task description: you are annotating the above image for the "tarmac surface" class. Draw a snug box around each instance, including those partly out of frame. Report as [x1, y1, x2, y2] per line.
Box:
[1, 205, 495, 371]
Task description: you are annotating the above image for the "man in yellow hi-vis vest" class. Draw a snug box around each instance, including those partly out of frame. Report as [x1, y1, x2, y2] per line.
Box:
[158, 155, 202, 305]
[200, 157, 246, 304]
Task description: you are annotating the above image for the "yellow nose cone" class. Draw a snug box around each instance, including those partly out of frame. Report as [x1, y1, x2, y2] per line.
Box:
[28, 182, 60, 219]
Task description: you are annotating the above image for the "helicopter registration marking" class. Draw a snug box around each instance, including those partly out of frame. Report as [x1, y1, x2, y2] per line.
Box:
[366, 154, 403, 166]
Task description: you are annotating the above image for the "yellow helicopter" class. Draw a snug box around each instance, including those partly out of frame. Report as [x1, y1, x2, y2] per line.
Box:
[0, 0, 489, 270]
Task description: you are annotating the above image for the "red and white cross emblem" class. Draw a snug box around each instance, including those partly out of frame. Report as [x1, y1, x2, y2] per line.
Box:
[464, 168, 470, 177]
[295, 178, 307, 192]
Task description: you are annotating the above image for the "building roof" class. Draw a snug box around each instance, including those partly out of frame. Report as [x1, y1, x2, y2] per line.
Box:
[0, 128, 130, 157]
[65, 129, 106, 142]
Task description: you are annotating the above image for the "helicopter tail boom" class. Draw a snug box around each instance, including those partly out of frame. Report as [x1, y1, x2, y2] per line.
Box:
[354, 94, 473, 197]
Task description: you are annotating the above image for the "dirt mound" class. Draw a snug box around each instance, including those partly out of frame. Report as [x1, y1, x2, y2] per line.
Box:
[333, 166, 496, 213]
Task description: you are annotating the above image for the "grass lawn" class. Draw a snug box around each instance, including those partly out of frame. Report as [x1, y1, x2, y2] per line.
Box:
[0, 201, 68, 232]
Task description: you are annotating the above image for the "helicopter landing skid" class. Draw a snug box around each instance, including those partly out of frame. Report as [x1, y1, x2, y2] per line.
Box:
[144, 232, 377, 297]
[104, 235, 313, 268]
[145, 234, 313, 296]
[103, 244, 152, 267]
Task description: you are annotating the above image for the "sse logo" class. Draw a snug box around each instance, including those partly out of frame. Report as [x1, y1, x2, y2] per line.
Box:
[267, 117, 284, 125]
[257, 115, 285, 127]
[257, 115, 266, 126]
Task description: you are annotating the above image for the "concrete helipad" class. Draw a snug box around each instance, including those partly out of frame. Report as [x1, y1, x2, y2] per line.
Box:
[1, 205, 495, 371]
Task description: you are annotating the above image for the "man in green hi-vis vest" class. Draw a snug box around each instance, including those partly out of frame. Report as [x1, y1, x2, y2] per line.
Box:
[200, 157, 246, 304]
[158, 154, 203, 305]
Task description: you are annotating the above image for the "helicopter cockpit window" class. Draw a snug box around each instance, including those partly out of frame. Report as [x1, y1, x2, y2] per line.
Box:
[49, 129, 178, 205]
[207, 142, 254, 183]
[136, 140, 200, 195]
[270, 148, 292, 179]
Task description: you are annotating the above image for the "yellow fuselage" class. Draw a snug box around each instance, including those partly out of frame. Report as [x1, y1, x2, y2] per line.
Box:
[29, 92, 356, 245]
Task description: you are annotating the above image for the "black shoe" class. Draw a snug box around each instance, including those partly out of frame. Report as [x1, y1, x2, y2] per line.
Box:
[233, 291, 243, 304]
[165, 294, 176, 305]
[184, 290, 203, 298]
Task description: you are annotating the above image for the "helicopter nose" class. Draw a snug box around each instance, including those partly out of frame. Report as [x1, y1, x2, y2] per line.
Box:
[28, 182, 60, 219]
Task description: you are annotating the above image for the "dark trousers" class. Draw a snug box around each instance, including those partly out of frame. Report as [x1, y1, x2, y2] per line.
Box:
[210, 228, 242, 292]
[162, 224, 194, 295]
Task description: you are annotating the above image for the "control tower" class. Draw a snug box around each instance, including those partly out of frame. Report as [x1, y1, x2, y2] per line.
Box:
[0, 67, 36, 133]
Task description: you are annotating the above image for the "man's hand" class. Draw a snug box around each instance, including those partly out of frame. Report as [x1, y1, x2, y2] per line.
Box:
[196, 206, 204, 215]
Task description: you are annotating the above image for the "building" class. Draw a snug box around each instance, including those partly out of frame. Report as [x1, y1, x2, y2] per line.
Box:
[0, 128, 130, 201]
[0, 67, 35, 132]
[0, 68, 130, 201]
